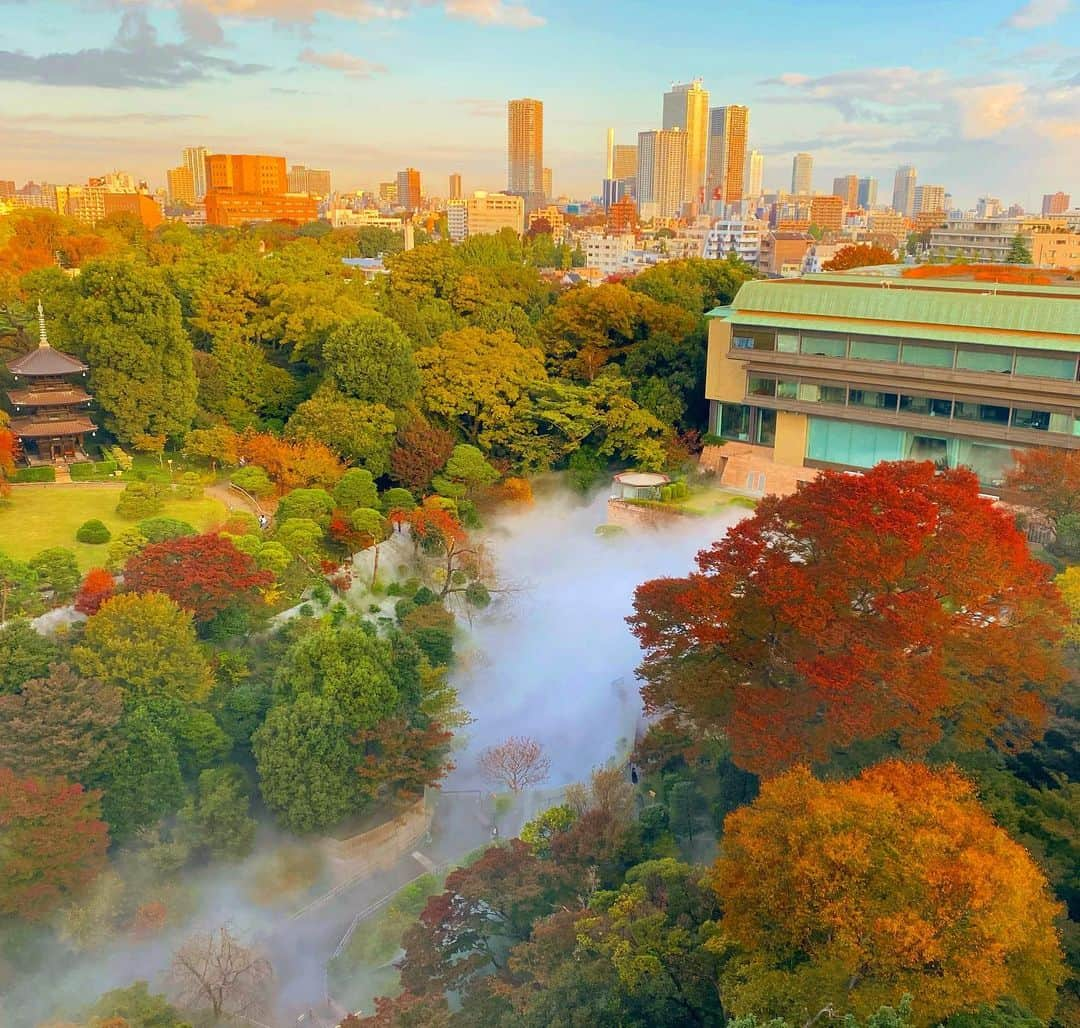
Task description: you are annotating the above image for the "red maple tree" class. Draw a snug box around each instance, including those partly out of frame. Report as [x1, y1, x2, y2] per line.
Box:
[74, 567, 116, 616]
[1004, 447, 1080, 526]
[629, 461, 1067, 774]
[390, 420, 455, 492]
[0, 426, 15, 497]
[0, 767, 108, 920]
[123, 533, 273, 623]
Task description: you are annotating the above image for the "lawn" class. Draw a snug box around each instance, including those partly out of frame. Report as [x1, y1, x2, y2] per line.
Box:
[0, 483, 228, 569]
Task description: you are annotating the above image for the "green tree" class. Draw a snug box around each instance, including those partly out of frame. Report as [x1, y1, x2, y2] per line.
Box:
[89, 706, 185, 842]
[333, 467, 380, 512]
[73, 592, 212, 703]
[276, 487, 335, 526]
[252, 692, 366, 832]
[77, 260, 198, 446]
[433, 443, 499, 499]
[28, 547, 80, 603]
[178, 766, 257, 861]
[322, 311, 420, 409]
[0, 618, 58, 693]
[1007, 234, 1034, 264]
[0, 552, 39, 622]
[286, 386, 397, 475]
[85, 980, 192, 1028]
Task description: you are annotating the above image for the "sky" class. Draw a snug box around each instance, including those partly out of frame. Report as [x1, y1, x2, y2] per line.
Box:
[1, 0, 1078, 209]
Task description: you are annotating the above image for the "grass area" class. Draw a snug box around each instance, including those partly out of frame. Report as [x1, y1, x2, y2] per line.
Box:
[0, 483, 227, 569]
[679, 485, 757, 515]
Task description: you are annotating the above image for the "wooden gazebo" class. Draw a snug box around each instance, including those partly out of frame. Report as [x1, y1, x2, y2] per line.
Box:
[5, 303, 96, 464]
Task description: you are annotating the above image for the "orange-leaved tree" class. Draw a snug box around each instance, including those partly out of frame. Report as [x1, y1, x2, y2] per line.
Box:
[711, 761, 1065, 1025]
[1004, 446, 1080, 527]
[823, 243, 896, 271]
[74, 567, 116, 616]
[0, 425, 15, 498]
[629, 461, 1066, 774]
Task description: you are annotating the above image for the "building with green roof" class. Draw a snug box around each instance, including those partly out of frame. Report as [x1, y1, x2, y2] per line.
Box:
[704, 271, 1080, 493]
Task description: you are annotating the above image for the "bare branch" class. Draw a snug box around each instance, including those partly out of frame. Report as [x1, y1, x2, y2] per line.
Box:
[478, 736, 551, 792]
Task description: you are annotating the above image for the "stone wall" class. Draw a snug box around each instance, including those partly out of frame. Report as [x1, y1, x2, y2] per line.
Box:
[320, 796, 432, 883]
[705, 443, 819, 497]
[606, 498, 699, 531]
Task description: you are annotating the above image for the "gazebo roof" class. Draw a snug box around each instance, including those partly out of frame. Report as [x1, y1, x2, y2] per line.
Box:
[613, 471, 671, 488]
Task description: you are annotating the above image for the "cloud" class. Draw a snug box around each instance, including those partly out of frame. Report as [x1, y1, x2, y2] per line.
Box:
[444, 0, 544, 27]
[0, 9, 267, 88]
[299, 47, 388, 77]
[952, 82, 1027, 137]
[1004, 0, 1071, 28]
[165, 0, 544, 27]
[456, 96, 504, 117]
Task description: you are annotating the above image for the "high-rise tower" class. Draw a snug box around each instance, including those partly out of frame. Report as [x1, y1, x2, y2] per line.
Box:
[508, 98, 544, 212]
[637, 129, 687, 220]
[182, 146, 210, 200]
[704, 105, 750, 212]
[791, 153, 813, 195]
[892, 165, 917, 217]
[662, 80, 709, 207]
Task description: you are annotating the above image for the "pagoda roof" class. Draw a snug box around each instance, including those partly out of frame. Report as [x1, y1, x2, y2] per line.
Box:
[9, 415, 96, 438]
[7, 346, 88, 377]
[7, 387, 92, 407]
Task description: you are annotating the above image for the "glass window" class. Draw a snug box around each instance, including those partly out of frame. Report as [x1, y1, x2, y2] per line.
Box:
[956, 348, 1012, 374]
[1015, 353, 1076, 380]
[747, 376, 776, 397]
[901, 342, 954, 368]
[776, 380, 798, 400]
[953, 440, 1013, 486]
[849, 338, 899, 362]
[800, 334, 846, 358]
[899, 394, 952, 417]
[1049, 412, 1080, 436]
[777, 332, 799, 353]
[733, 335, 754, 350]
[954, 400, 1010, 425]
[1012, 408, 1051, 431]
[797, 383, 846, 404]
[906, 434, 949, 465]
[718, 403, 751, 441]
[755, 408, 777, 446]
[807, 418, 904, 467]
[849, 389, 898, 411]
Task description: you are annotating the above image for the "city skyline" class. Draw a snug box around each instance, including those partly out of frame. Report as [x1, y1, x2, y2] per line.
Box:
[1, 0, 1078, 207]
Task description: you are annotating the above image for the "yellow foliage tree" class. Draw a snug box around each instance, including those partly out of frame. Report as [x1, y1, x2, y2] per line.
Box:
[1055, 567, 1080, 646]
[710, 761, 1065, 1026]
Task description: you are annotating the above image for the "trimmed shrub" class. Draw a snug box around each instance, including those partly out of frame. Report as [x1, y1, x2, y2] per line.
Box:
[11, 466, 56, 483]
[76, 519, 111, 545]
[277, 488, 335, 526]
[660, 485, 674, 502]
[69, 460, 118, 481]
[230, 466, 274, 499]
[116, 482, 164, 520]
[175, 471, 204, 500]
[412, 586, 438, 607]
[380, 487, 417, 514]
[333, 468, 379, 513]
[137, 517, 196, 544]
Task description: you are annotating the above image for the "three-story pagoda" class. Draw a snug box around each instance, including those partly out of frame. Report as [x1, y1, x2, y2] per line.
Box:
[6, 302, 96, 464]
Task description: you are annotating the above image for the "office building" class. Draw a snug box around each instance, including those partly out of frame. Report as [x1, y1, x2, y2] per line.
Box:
[810, 194, 844, 232]
[892, 165, 917, 217]
[379, 181, 398, 206]
[637, 129, 687, 221]
[663, 80, 710, 206]
[745, 150, 764, 201]
[703, 271, 1080, 496]
[542, 167, 552, 200]
[449, 173, 462, 201]
[791, 153, 813, 195]
[976, 196, 1003, 219]
[929, 218, 1080, 269]
[702, 220, 761, 264]
[287, 165, 332, 197]
[607, 194, 638, 235]
[182, 146, 210, 199]
[704, 105, 750, 211]
[1043, 192, 1071, 216]
[914, 184, 946, 214]
[462, 190, 525, 238]
[447, 200, 468, 243]
[528, 204, 565, 243]
[507, 97, 544, 211]
[167, 166, 196, 205]
[396, 168, 421, 212]
[857, 176, 878, 209]
[831, 175, 859, 210]
[612, 145, 638, 182]
[203, 154, 317, 226]
[0, 180, 14, 198]
[103, 192, 163, 230]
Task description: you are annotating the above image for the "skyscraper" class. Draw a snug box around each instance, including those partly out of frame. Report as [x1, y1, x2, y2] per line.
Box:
[396, 168, 421, 212]
[542, 167, 552, 200]
[857, 176, 878, 209]
[1043, 191, 1070, 215]
[831, 175, 859, 210]
[662, 80, 709, 207]
[449, 173, 462, 201]
[182, 146, 210, 200]
[704, 105, 750, 212]
[745, 150, 763, 201]
[507, 98, 544, 211]
[914, 184, 946, 214]
[605, 128, 615, 180]
[892, 165, 917, 217]
[791, 153, 813, 195]
[637, 129, 687, 221]
[612, 145, 638, 182]
[167, 166, 195, 205]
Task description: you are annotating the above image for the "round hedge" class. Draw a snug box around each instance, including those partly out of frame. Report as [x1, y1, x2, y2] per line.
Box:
[76, 519, 111, 545]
